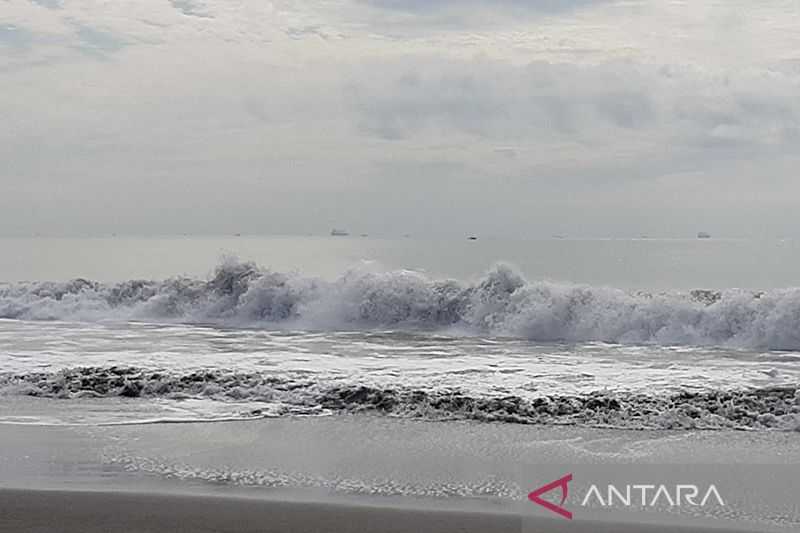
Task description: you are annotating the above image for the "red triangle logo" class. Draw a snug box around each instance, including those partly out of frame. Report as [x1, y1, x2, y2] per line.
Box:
[528, 473, 573, 520]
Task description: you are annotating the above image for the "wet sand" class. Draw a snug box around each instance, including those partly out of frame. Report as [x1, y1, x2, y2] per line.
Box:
[0, 415, 797, 532]
[0, 488, 769, 533]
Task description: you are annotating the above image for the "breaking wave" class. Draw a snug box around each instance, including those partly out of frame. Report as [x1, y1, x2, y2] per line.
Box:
[2, 258, 800, 350]
[2, 366, 799, 431]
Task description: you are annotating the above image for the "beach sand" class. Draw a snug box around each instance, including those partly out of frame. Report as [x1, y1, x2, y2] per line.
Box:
[0, 488, 769, 533]
[1, 412, 797, 532]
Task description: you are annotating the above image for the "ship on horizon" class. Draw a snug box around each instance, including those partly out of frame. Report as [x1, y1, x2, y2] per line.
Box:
[330, 228, 349, 236]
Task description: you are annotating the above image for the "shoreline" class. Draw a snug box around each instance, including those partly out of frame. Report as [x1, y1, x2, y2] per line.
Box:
[1, 416, 797, 532]
[0, 488, 767, 533]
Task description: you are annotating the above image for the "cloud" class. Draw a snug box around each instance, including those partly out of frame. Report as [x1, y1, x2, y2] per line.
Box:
[362, 0, 605, 14]
[347, 57, 800, 156]
[348, 59, 655, 140]
[0, 24, 36, 51]
[71, 23, 128, 55]
[30, 0, 62, 9]
[77, 24, 126, 52]
[355, 0, 612, 32]
[2, 0, 800, 238]
[168, 0, 214, 19]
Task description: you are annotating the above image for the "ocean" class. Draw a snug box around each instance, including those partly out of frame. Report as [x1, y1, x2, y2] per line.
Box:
[1, 235, 799, 430]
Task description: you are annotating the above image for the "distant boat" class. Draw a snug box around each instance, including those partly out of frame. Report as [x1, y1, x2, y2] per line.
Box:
[697, 232, 711, 239]
[467, 236, 478, 240]
[330, 228, 349, 236]
[360, 233, 368, 237]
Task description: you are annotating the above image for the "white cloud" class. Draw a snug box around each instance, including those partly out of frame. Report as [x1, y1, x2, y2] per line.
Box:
[347, 57, 800, 157]
[168, 0, 215, 19]
[1, 0, 799, 237]
[30, 0, 62, 9]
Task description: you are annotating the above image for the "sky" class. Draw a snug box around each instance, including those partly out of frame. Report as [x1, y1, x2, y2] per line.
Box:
[1, 0, 799, 238]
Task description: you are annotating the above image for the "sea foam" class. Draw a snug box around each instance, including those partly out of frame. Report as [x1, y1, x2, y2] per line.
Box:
[3, 366, 798, 431]
[2, 259, 800, 350]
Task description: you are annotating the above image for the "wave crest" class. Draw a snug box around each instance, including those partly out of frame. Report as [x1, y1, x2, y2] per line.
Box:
[2, 259, 800, 350]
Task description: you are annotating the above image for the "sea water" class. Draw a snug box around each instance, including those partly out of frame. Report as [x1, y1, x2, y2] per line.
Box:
[1, 236, 799, 429]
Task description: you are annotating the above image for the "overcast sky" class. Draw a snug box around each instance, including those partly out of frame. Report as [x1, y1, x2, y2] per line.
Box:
[2, 1, 799, 238]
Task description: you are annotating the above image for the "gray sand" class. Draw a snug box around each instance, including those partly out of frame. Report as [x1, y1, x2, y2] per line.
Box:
[1, 415, 797, 532]
[0, 489, 767, 533]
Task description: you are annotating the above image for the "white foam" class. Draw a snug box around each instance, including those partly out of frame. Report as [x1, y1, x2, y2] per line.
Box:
[2, 259, 800, 350]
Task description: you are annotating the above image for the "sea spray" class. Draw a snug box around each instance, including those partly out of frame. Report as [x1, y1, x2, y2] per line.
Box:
[2, 259, 800, 350]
